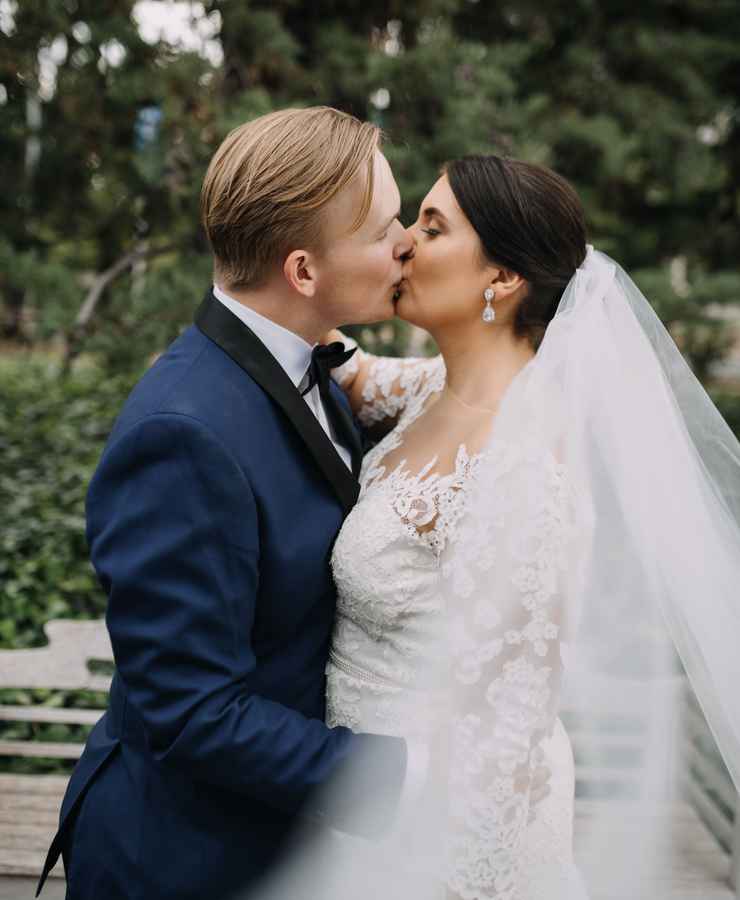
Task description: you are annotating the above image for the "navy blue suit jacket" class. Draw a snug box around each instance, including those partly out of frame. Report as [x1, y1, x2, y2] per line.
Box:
[37, 292, 407, 900]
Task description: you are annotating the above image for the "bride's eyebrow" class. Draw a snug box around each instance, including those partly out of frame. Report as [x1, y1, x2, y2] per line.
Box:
[421, 206, 449, 223]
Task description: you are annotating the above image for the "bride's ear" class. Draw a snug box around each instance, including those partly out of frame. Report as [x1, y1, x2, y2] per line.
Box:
[490, 265, 526, 300]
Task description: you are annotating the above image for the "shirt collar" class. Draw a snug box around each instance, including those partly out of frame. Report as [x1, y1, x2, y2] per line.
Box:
[212, 283, 314, 389]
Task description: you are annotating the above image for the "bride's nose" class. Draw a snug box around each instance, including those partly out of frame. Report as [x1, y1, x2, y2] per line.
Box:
[400, 228, 416, 262]
[395, 228, 414, 261]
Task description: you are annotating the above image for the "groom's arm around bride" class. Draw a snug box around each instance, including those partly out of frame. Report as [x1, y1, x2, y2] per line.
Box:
[36, 107, 413, 900]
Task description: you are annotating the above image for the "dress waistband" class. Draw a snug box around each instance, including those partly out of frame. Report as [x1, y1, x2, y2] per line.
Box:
[328, 648, 405, 689]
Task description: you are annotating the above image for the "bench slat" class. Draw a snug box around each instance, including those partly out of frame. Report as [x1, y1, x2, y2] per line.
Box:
[0, 619, 112, 691]
[685, 776, 735, 849]
[0, 795, 63, 817]
[0, 847, 63, 878]
[685, 737, 736, 805]
[0, 705, 104, 726]
[0, 809, 59, 828]
[0, 740, 83, 759]
[563, 724, 649, 747]
[0, 824, 60, 852]
[0, 774, 70, 795]
[0, 790, 64, 815]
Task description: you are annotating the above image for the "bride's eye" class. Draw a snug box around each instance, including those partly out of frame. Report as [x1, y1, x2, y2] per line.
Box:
[421, 228, 440, 238]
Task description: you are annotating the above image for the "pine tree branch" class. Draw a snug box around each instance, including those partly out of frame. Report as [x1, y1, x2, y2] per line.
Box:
[61, 240, 179, 374]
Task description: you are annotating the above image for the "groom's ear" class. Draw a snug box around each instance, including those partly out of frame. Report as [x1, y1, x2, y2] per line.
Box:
[283, 249, 318, 298]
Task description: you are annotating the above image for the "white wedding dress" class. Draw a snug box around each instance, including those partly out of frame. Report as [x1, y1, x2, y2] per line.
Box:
[326, 353, 589, 900]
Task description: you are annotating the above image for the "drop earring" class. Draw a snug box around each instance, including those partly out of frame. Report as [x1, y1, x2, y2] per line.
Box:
[483, 287, 496, 323]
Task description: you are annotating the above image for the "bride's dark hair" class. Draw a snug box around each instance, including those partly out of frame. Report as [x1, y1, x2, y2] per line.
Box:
[445, 155, 587, 350]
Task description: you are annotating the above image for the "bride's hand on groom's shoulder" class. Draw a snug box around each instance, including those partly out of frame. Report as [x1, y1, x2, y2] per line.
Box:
[322, 328, 366, 397]
[320, 328, 347, 347]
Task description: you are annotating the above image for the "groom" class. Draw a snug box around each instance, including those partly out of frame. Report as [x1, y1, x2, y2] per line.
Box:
[37, 107, 418, 900]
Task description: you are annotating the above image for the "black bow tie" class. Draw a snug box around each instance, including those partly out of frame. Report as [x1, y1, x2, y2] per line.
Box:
[302, 342, 357, 397]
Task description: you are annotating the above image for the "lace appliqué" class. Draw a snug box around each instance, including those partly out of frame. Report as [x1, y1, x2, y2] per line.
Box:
[357, 355, 475, 557]
[363, 444, 484, 557]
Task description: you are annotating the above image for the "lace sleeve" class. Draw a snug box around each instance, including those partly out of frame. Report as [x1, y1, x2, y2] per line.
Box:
[355, 355, 444, 427]
[327, 330, 443, 429]
[442, 441, 574, 899]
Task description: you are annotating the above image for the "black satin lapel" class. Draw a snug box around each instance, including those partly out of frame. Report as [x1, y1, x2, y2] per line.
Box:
[195, 290, 360, 514]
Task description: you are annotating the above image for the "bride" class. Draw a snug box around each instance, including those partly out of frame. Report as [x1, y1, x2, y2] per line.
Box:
[318, 155, 740, 899]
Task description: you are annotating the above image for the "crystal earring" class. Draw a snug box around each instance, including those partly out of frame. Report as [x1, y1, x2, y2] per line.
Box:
[483, 287, 496, 323]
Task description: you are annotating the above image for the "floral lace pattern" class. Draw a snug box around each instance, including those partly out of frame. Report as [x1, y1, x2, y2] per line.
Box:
[443, 437, 576, 898]
[326, 354, 584, 899]
[357, 354, 471, 555]
[363, 444, 484, 557]
[357, 355, 444, 426]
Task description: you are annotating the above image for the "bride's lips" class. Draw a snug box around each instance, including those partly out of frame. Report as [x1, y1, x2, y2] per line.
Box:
[392, 278, 405, 301]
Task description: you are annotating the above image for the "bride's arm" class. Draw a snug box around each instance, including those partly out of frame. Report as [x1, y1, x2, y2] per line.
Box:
[441, 452, 570, 897]
[323, 327, 441, 430]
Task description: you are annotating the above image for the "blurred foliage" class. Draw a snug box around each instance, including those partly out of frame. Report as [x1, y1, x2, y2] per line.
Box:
[712, 391, 740, 438]
[0, 2, 739, 684]
[0, 356, 136, 648]
[1, 0, 738, 364]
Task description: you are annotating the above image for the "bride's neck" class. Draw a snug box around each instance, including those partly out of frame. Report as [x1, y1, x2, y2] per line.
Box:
[432, 321, 535, 410]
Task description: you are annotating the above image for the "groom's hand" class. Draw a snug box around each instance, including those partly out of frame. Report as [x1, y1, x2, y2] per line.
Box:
[528, 760, 552, 823]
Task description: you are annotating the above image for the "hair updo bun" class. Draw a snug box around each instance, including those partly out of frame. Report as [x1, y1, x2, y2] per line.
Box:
[445, 155, 587, 350]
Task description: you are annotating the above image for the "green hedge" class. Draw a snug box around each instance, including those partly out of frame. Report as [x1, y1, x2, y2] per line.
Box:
[0, 357, 137, 649]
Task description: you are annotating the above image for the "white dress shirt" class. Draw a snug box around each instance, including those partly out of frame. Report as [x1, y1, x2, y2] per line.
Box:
[212, 284, 352, 470]
[212, 284, 429, 819]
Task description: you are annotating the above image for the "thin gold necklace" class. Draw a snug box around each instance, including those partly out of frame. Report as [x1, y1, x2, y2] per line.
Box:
[443, 382, 497, 414]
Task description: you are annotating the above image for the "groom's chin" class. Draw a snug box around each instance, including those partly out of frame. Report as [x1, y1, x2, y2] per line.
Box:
[352, 293, 401, 326]
[391, 292, 414, 325]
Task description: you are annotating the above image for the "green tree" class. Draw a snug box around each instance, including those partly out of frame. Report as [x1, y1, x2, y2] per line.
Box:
[3, 0, 738, 378]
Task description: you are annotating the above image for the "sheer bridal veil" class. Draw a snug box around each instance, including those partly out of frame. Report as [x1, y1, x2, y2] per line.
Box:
[439, 244, 740, 897]
[250, 246, 740, 899]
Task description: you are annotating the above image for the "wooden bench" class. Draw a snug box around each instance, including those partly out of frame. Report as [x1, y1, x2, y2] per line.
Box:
[683, 687, 740, 894]
[564, 676, 740, 898]
[0, 619, 112, 879]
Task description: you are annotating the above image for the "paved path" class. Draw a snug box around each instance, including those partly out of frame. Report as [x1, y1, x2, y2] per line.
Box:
[0, 801, 734, 900]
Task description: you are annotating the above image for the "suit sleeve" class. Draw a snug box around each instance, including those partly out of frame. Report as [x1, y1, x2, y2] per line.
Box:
[86, 412, 407, 836]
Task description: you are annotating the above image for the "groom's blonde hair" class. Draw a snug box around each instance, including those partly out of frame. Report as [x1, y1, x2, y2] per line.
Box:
[201, 107, 381, 290]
